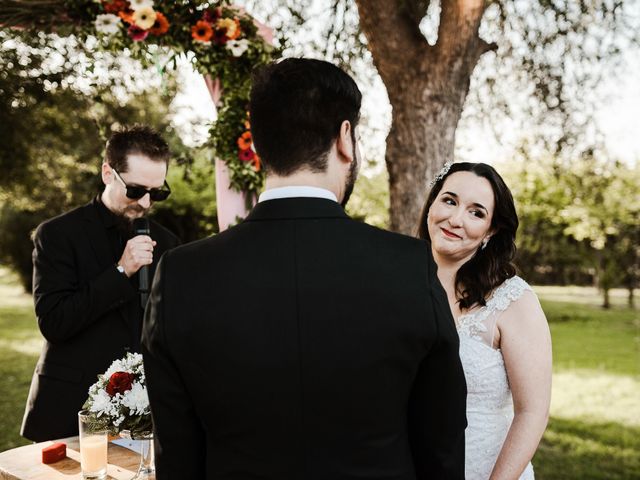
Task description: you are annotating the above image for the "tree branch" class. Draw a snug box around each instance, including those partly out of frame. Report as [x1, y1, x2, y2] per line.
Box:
[355, 0, 431, 83]
[434, 0, 488, 75]
[479, 38, 498, 55]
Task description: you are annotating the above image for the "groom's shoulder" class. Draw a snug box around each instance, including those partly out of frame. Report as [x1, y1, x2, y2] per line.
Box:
[352, 220, 428, 249]
[158, 225, 241, 261]
[349, 220, 431, 262]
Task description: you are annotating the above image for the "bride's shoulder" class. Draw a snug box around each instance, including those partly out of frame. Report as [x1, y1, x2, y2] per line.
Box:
[491, 276, 547, 325]
[491, 276, 537, 311]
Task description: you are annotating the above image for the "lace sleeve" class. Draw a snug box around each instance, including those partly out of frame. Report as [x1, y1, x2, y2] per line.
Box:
[458, 276, 535, 349]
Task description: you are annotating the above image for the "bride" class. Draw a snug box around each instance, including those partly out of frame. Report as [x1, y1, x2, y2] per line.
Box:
[417, 162, 552, 479]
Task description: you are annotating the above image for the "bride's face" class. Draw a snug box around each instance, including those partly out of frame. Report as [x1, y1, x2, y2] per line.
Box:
[427, 171, 495, 264]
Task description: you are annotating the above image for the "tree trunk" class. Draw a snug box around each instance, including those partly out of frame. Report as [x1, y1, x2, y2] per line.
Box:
[628, 287, 634, 309]
[602, 287, 611, 309]
[386, 88, 464, 233]
[355, 0, 493, 233]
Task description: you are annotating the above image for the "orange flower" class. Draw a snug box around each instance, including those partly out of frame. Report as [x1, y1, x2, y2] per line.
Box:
[217, 17, 241, 40]
[253, 154, 261, 172]
[229, 18, 241, 40]
[149, 12, 169, 35]
[118, 10, 134, 24]
[191, 20, 213, 43]
[237, 131, 252, 150]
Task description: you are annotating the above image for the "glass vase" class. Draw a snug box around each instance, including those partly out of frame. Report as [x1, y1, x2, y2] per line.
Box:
[120, 430, 155, 480]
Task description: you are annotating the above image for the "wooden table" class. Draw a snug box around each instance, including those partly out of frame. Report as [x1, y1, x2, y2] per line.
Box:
[0, 437, 141, 480]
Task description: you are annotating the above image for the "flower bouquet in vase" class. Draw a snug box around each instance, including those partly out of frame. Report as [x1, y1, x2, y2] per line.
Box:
[83, 352, 154, 479]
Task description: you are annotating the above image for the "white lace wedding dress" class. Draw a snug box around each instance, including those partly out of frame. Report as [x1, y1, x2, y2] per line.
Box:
[457, 276, 536, 480]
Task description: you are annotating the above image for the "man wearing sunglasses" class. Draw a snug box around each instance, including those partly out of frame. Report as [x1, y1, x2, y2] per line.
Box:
[21, 125, 180, 442]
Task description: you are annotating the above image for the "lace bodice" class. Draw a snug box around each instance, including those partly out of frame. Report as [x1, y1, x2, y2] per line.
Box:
[457, 276, 536, 480]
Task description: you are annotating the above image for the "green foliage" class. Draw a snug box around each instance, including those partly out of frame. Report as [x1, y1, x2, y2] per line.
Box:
[0, 1, 280, 199]
[503, 157, 640, 305]
[346, 169, 390, 229]
[0, 31, 217, 290]
[150, 151, 218, 242]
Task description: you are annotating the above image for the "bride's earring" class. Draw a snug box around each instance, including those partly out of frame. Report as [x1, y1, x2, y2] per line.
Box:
[481, 238, 489, 250]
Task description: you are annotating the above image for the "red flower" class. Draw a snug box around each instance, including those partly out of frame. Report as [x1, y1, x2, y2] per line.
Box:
[238, 148, 255, 162]
[102, 0, 129, 14]
[106, 372, 135, 396]
[203, 7, 222, 23]
[212, 27, 229, 45]
[128, 24, 149, 41]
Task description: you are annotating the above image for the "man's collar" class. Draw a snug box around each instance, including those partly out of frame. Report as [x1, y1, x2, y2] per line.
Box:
[93, 194, 119, 228]
[245, 197, 348, 222]
[258, 186, 337, 203]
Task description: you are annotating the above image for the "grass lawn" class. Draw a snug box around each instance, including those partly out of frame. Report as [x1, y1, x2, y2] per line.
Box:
[0, 267, 42, 450]
[0, 267, 638, 478]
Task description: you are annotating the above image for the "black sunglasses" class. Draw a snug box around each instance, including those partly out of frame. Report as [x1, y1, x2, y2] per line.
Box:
[112, 168, 171, 202]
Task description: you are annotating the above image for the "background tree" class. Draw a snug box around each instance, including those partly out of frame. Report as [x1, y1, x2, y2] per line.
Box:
[248, 0, 639, 233]
[503, 153, 640, 308]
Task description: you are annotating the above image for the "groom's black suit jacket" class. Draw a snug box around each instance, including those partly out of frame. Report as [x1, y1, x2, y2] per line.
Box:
[142, 197, 467, 480]
[21, 197, 179, 442]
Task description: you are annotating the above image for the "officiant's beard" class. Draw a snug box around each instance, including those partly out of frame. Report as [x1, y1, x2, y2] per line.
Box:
[341, 143, 359, 208]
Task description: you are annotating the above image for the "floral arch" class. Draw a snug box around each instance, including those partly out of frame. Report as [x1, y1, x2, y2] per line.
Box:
[2, 0, 280, 230]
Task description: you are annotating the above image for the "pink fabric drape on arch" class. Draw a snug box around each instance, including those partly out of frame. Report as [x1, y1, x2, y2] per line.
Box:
[203, 75, 253, 232]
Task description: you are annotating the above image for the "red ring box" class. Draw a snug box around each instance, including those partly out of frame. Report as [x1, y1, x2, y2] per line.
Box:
[42, 442, 67, 464]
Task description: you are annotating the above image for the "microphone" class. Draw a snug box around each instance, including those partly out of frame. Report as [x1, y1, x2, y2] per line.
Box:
[133, 217, 151, 308]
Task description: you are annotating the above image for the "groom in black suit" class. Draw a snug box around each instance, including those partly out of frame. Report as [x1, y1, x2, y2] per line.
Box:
[143, 59, 466, 479]
[21, 125, 179, 442]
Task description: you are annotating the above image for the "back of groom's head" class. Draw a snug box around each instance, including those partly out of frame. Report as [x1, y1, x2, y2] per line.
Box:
[250, 58, 362, 176]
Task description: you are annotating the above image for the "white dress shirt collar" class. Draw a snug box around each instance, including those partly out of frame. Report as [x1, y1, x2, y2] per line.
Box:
[258, 186, 338, 203]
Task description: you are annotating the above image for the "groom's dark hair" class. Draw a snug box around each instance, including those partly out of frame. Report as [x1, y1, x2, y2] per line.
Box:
[249, 58, 362, 176]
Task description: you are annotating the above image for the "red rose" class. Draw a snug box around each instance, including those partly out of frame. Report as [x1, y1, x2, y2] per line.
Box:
[106, 371, 135, 396]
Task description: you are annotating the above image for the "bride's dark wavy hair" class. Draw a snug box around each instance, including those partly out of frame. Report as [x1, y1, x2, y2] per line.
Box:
[417, 162, 518, 310]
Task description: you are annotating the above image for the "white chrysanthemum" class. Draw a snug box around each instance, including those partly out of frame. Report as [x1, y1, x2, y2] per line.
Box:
[95, 14, 120, 35]
[121, 381, 150, 415]
[88, 389, 113, 415]
[226, 39, 249, 57]
[129, 0, 154, 11]
[103, 358, 126, 379]
[122, 352, 143, 371]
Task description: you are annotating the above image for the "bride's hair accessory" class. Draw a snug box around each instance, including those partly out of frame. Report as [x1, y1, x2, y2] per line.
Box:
[428, 161, 454, 188]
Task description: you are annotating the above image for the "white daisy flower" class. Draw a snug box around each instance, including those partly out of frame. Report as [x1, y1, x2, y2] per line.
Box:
[129, 0, 154, 11]
[226, 39, 250, 57]
[94, 13, 120, 35]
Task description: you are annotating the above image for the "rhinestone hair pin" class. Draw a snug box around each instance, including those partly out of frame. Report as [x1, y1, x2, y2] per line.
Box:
[428, 161, 454, 188]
